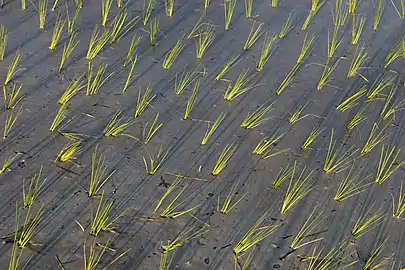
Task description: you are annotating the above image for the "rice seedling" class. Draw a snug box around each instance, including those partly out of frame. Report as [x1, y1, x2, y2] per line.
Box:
[256, 32, 277, 72]
[74, 0, 82, 9]
[162, 38, 184, 70]
[391, 0, 405, 19]
[366, 71, 397, 100]
[376, 145, 405, 184]
[306, 241, 358, 269]
[88, 147, 115, 197]
[87, 63, 113, 96]
[364, 237, 393, 270]
[334, 162, 371, 202]
[224, 0, 237, 31]
[143, 113, 163, 144]
[297, 33, 317, 65]
[302, 125, 325, 150]
[327, 26, 343, 59]
[302, 1, 325, 30]
[3, 106, 22, 139]
[3, 84, 23, 110]
[142, 0, 156, 25]
[390, 181, 405, 219]
[90, 192, 124, 236]
[37, 0, 48, 29]
[51, 0, 59, 11]
[0, 24, 7, 61]
[289, 101, 320, 124]
[203, 0, 210, 10]
[290, 207, 325, 250]
[124, 34, 142, 67]
[101, 0, 112, 26]
[86, 25, 111, 60]
[347, 45, 369, 78]
[143, 144, 170, 175]
[324, 129, 359, 174]
[109, 11, 139, 44]
[23, 166, 46, 208]
[58, 75, 85, 105]
[122, 56, 137, 92]
[244, 21, 264, 51]
[245, 0, 254, 18]
[317, 59, 340, 90]
[351, 204, 386, 239]
[49, 104, 70, 132]
[351, 14, 366, 45]
[201, 112, 226, 145]
[147, 17, 159, 46]
[281, 161, 314, 214]
[380, 84, 405, 120]
[217, 179, 246, 214]
[59, 31, 79, 72]
[103, 109, 136, 138]
[16, 204, 44, 248]
[224, 69, 258, 101]
[83, 238, 131, 270]
[183, 79, 200, 120]
[252, 130, 286, 156]
[384, 36, 404, 68]
[361, 121, 392, 155]
[164, 0, 174, 16]
[117, 0, 122, 8]
[161, 222, 210, 253]
[49, 15, 65, 50]
[174, 65, 197, 95]
[211, 142, 238, 176]
[336, 85, 367, 112]
[21, 0, 26, 10]
[159, 250, 175, 270]
[276, 63, 300, 95]
[66, 5, 80, 34]
[241, 101, 274, 129]
[373, 0, 384, 31]
[4, 51, 23, 86]
[233, 214, 279, 258]
[346, 104, 367, 130]
[279, 10, 294, 39]
[55, 140, 82, 163]
[0, 152, 20, 174]
[9, 204, 24, 270]
[331, 0, 348, 27]
[272, 162, 293, 189]
[271, 0, 277, 8]
[348, 0, 358, 13]
[135, 85, 155, 118]
[195, 23, 216, 59]
[216, 54, 241, 81]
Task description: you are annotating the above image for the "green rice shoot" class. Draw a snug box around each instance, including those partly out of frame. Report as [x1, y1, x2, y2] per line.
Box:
[373, 0, 384, 31]
[334, 162, 371, 202]
[224, 0, 237, 31]
[211, 142, 238, 176]
[317, 59, 340, 90]
[109, 11, 139, 44]
[351, 204, 386, 239]
[361, 121, 391, 155]
[87, 62, 114, 95]
[336, 85, 367, 112]
[49, 14, 65, 50]
[23, 165, 46, 208]
[143, 112, 163, 144]
[364, 237, 393, 270]
[391, 0, 405, 19]
[327, 25, 343, 59]
[289, 101, 321, 124]
[391, 181, 405, 219]
[224, 69, 258, 101]
[201, 112, 226, 145]
[101, 0, 113, 26]
[124, 34, 142, 67]
[272, 162, 293, 189]
[4, 51, 23, 86]
[3, 83, 23, 110]
[58, 75, 86, 105]
[217, 179, 246, 214]
[376, 144, 405, 184]
[0, 152, 21, 174]
[278, 10, 294, 39]
[88, 146, 116, 197]
[290, 207, 324, 250]
[183, 79, 200, 120]
[59, 31, 79, 72]
[241, 101, 274, 129]
[351, 14, 366, 45]
[0, 24, 7, 61]
[135, 85, 155, 118]
[143, 144, 170, 175]
[86, 25, 111, 60]
[164, 0, 174, 17]
[103, 109, 136, 138]
[3, 106, 23, 139]
[142, 0, 156, 25]
[380, 84, 405, 120]
[243, 21, 264, 51]
[347, 44, 369, 78]
[55, 140, 82, 163]
[195, 23, 216, 59]
[302, 125, 325, 150]
[122, 56, 138, 92]
[162, 38, 184, 70]
[256, 32, 277, 72]
[215, 54, 241, 81]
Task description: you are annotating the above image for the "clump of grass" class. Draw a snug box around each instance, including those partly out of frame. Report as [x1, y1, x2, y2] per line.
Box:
[334, 162, 371, 202]
[351, 14, 366, 45]
[101, 0, 112, 26]
[302, 125, 325, 150]
[244, 21, 263, 51]
[391, 0, 405, 19]
[90, 192, 124, 236]
[174, 65, 198, 95]
[361, 121, 391, 155]
[37, 0, 48, 29]
[87, 63, 113, 96]
[336, 85, 367, 112]
[201, 112, 226, 145]
[4, 106, 23, 139]
[122, 56, 138, 92]
[241, 102, 274, 129]
[376, 145, 405, 184]
[373, 0, 384, 31]
[391, 181, 405, 219]
[212, 142, 238, 176]
[135, 85, 155, 118]
[364, 237, 393, 270]
[4, 51, 23, 86]
[297, 33, 317, 65]
[380, 84, 405, 120]
[3, 83, 23, 110]
[103, 109, 136, 138]
[347, 45, 369, 78]
[224, 69, 258, 101]
[346, 105, 367, 130]
[256, 32, 277, 72]
[183, 79, 200, 120]
[289, 101, 321, 124]
[302, 1, 325, 30]
[143, 144, 170, 175]
[366, 70, 397, 100]
[0, 152, 21, 174]
[272, 162, 293, 189]
[109, 11, 139, 44]
[88, 147, 115, 197]
[216, 54, 241, 81]
[217, 179, 246, 214]
[195, 23, 216, 59]
[0, 24, 7, 61]
[124, 34, 142, 67]
[324, 129, 359, 174]
[143, 112, 163, 144]
[146, 17, 159, 46]
[58, 75, 85, 105]
[281, 161, 314, 214]
[164, 0, 174, 17]
[23, 166, 46, 208]
[327, 25, 343, 59]
[86, 25, 111, 60]
[55, 140, 82, 163]
[59, 31, 79, 72]
[49, 15, 66, 50]
[317, 59, 340, 90]
[143, 0, 156, 25]
[224, 0, 237, 31]
[162, 38, 184, 70]
[233, 214, 279, 259]
[278, 10, 294, 39]
[290, 207, 325, 250]
[351, 204, 386, 239]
